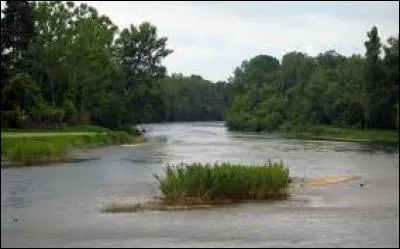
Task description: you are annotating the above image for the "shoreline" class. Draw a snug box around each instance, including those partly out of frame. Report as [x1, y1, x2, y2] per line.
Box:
[1, 131, 146, 168]
[282, 134, 399, 146]
[227, 125, 399, 146]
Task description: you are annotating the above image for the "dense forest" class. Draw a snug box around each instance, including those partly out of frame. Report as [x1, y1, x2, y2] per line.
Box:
[226, 28, 399, 132]
[159, 74, 234, 122]
[1, 1, 232, 130]
[2, 1, 398, 132]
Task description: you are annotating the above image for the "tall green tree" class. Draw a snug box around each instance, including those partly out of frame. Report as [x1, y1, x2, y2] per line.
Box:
[363, 26, 385, 128]
[1, 1, 36, 127]
[383, 35, 399, 128]
[115, 22, 173, 123]
[1, 0, 35, 92]
[226, 26, 398, 132]
[1, 1, 35, 65]
[29, 1, 75, 107]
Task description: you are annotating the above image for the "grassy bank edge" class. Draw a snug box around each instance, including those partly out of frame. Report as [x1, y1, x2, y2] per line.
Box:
[281, 126, 398, 146]
[1, 130, 146, 168]
[228, 124, 399, 146]
[1, 124, 111, 133]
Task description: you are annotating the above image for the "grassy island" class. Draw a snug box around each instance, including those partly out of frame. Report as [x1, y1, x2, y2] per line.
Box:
[102, 161, 292, 213]
[154, 162, 291, 203]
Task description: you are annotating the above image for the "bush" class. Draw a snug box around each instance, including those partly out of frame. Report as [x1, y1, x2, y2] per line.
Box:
[278, 122, 293, 132]
[312, 126, 326, 136]
[116, 124, 141, 136]
[247, 117, 261, 132]
[225, 112, 244, 130]
[259, 112, 284, 131]
[106, 131, 136, 144]
[29, 103, 65, 128]
[2, 73, 43, 112]
[62, 99, 78, 124]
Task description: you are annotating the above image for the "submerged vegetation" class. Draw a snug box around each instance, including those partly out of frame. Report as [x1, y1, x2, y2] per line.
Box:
[153, 162, 292, 203]
[1, 131, 145, 167]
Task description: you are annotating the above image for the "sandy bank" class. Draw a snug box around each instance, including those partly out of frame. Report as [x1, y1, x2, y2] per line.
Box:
[302, 175, 361, 186]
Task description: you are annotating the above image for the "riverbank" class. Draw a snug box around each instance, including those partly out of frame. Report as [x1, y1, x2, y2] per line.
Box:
[280, 125, 398, 146]
[1, 124, 111, 133]
[226, 124, 399, 146]
[1, 129, 145, 168]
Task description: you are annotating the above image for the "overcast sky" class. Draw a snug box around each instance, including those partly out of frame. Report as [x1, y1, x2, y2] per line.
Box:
[2, 1, 399, 82]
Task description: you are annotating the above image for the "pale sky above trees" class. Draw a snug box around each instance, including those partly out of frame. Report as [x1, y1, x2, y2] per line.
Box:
[3, 1, 398, 82]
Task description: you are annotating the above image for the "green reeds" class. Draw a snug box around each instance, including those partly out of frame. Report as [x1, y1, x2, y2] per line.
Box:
[154, 161, 291, 203]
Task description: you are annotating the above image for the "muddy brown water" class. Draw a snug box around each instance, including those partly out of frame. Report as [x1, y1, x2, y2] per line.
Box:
[1, 121, 399, 247]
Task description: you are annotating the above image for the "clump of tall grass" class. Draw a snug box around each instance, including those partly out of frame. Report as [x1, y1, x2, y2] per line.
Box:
[153, 161, 291, 204]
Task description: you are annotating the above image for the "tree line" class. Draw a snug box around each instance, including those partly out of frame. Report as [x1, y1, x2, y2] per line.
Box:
[225, 26, 399, 131]
[1, 1, 232, 130]
[2, 1, 398, 132]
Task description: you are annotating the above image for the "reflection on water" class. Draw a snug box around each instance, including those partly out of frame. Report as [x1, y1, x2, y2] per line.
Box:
[1, 121, 399, 248]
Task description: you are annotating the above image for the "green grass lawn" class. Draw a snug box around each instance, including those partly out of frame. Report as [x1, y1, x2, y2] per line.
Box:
[1, 124, 110, 133]
[1, 131, 145, 167]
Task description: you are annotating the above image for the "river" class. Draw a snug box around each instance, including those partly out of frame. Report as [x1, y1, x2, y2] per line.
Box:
[1, 122, 399, 247]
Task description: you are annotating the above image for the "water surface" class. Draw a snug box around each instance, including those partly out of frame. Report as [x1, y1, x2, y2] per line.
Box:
[1, 122, 399, 247]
